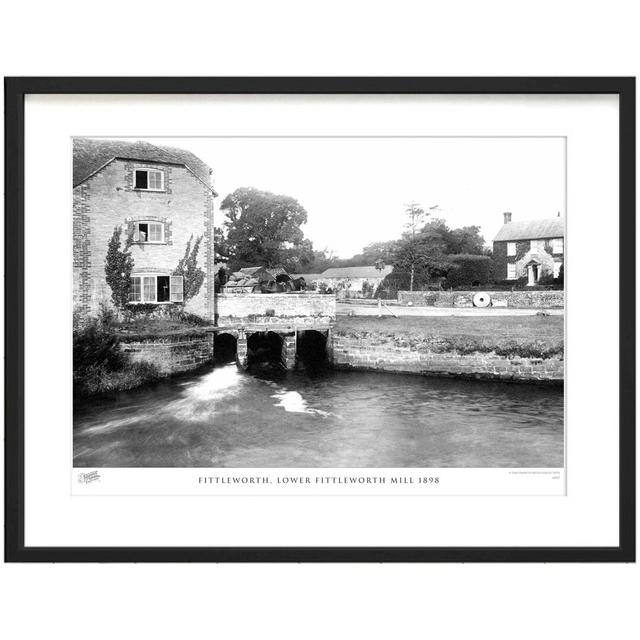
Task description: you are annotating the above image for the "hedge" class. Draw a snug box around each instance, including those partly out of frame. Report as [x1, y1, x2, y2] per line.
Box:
[443, 254, 492, 288]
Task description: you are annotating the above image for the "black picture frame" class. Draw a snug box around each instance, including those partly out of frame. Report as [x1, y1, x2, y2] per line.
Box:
[4, 77, 635, 563]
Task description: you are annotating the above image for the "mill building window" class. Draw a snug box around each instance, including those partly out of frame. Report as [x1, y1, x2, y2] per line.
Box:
[129, 275, 183, 303]
[133, 221, 164, 243]
[134, 168, 164, 191]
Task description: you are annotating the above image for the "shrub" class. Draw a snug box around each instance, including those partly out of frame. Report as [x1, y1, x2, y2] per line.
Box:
[537, 272, 556, 286]
[174, 234, 205, 301]
[120, 303, 209, 328]
[555, 264, 564, 286]
[361, 280, 374, 297]
[73, 308, 123, 373]
[73, 306, 165, 397]
[104, 226, 134, 308]
[374, 271, 411, 299]
[77, 361, 162, 397]
[443, 254, 492, 288]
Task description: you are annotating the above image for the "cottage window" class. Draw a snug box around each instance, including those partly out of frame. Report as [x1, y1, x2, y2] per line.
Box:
[507, 242, 516, 256]
[134, 169, 164, 191]
[133, 221, 164, 243]
[507, 263, 517, 280]
[551, 238, 564, 254]
[530, 239, 545, 252]
[129, 275, 183, 303]
[553, 261, 562, 279]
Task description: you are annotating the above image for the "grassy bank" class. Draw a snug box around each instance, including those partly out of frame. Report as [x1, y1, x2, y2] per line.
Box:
[73, 306, 210, 398]
[335, 315, 564, 359]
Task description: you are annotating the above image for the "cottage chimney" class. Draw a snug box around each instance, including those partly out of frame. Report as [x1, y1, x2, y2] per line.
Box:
[503, 212, 512, 224]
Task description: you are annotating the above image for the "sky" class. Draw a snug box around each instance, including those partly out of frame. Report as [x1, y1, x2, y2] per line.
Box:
[146, 137, 565, 258]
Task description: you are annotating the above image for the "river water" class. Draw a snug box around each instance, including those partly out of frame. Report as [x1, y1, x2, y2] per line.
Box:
[74, 364, 564, 468]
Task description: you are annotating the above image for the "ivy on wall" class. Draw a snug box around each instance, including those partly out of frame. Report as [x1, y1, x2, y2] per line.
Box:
[174, 234, 205, 302]
[105, 226, 134, 309]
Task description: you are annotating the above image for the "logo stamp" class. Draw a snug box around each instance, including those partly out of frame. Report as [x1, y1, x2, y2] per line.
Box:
[78, 470, 101, 484]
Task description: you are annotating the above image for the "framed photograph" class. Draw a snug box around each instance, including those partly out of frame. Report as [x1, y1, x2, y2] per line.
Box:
[5, 77, 635, 562]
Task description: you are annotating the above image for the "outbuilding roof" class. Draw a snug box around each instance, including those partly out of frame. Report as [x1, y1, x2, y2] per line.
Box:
[320, 265, 393, 279]
[73, 137, 216, 194]
[493, 217, 565, 242]
[291, 274, 324, 281]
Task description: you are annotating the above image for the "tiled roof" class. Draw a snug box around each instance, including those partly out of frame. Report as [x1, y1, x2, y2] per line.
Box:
[321, 265, 394, 279]
[73, 138, 215, 193]
[493, 217, 565, 242]
[291, 274, 324, 280]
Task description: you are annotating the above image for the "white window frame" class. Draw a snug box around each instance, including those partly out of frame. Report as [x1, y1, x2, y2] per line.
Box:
[530, 239, 546, 252]
[551, 237, 564, 254]
[129, 274, 183, 304]
[133, 168, 165, 192]
[133, 221, 165, 244]
[553, 261, 562, 278]
[507, 242, 516, 257]
[506, 263, 517, 280]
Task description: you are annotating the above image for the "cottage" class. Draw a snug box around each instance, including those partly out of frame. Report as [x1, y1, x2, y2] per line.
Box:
[73, 138, 217, 318]
[298, 265, 393, 298]
[492, 212, 564, 285]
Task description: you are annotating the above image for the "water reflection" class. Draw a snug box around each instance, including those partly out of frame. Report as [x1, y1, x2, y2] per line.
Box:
[74, 364, 564, 468]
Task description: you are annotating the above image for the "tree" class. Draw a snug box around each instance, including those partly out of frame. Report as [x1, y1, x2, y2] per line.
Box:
[213, 226, 230, 264]
[388, 218, 487, 291]
[418, 218, 451, 255]
[403, 202, 430, 291]
[447, 225, 487, 255]
[220, 187, 314, 272]
[362, 239, 402, 265]
[174, 234, 205, 301]
[104, 226, 134, 309]
[393, 239, 452, 290]
[307, 248, 338, 273]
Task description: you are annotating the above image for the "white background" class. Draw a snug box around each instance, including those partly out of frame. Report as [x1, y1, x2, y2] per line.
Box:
[1, 2, 638, 639]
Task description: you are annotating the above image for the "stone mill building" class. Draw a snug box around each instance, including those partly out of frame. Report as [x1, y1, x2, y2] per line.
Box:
[73, 138, 217, 318]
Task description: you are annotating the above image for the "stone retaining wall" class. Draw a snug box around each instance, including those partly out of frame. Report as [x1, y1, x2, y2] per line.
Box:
[397, 289, 564, 309]
[216, 293, 336, 324]
[331, 335, 563, 383]
[120, 331, 214, 375]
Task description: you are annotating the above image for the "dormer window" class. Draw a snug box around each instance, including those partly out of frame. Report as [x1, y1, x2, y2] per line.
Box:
[133, 221, 164, 243]
[134, 168, 164, 191]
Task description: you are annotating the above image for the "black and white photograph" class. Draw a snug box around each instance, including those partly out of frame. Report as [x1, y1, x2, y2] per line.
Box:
[72, 135, 565, 470]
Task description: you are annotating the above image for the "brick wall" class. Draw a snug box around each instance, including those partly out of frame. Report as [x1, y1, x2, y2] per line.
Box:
[332, 335, 563, 383]
[120, 331, 214, 375]
[216, 293, 336, 324]
[398, 289, 564, 308]
[72, 184, 92, 314]
[73, 159, 214, 318]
